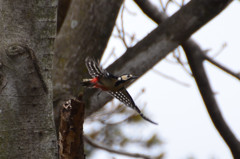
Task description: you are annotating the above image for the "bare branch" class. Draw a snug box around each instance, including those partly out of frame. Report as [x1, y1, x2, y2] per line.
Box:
[135, 0, 167, 23]
[84, 136, 164, 159]
[135, 1, 240, 157]
[114, 2, 137, 49]
[98, 113, 135, 125]
[159, 0, 166, 12]
[151, 69, 190, 87]
[85, 0, 232, 117]
[165, 0, 173, 11]
[120, 3, 128, 48]
[202, 53, 240, 80]
[101, 48, 117, 67]
[212, 42, 227, 58]
[115, 24, 129, 48]
[173, 49, 193, 76]
[182, 40, 240, 159]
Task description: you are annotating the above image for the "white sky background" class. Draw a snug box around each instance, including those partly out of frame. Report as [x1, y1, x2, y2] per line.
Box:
[89, 1, 240, 159]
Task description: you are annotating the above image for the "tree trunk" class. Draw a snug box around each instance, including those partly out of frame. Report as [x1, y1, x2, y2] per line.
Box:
[53, 0, 123, 126]
[0, 0, 58, 158]
[53, 0, 123, 96]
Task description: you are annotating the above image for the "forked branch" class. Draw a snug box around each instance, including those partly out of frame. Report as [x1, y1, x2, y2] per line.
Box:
[182, 40, 240, 159]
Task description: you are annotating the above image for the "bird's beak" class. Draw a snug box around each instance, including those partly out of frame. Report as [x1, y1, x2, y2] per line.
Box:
[131, 76, 138, 79]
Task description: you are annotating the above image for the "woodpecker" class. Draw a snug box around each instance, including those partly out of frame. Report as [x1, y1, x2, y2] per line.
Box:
[81, 57, 158, 125]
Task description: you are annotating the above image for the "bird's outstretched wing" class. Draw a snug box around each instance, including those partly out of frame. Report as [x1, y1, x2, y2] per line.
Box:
[108, 89, 158, 125]
[85, 57, 105, 78]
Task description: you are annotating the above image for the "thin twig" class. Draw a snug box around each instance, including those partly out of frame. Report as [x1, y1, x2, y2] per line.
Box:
[181, 0, 185, 6]
[101, 48, 116, 67]
[171, 0, 181, 7]
[115, 24, 128, 48]
[152, 69, 190, 87]
[212, 42, 227, 58]
[173, 48, 193, 76]
[203, 53, 240, 80]
[165, 0, 172, 12]
[84, 136, 162, 159]
[99, 113, 135, 125]
[159, 0, 166, 12]
[120, 3, 128, 48]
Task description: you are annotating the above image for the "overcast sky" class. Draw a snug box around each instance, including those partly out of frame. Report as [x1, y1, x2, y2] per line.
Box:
[97, 1, 240, 159]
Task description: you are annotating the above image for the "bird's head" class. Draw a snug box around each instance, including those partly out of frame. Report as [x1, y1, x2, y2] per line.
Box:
[118, 74, 138, 82]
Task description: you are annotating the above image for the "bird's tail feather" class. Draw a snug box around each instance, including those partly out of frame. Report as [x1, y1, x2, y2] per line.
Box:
[133, 105, 158, 125]
[140, 113, 158, 125]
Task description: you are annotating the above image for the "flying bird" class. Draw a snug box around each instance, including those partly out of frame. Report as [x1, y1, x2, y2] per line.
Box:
[81, 57, 157, 125]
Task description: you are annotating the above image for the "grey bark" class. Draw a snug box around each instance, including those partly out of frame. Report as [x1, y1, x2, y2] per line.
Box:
[53, 0, 123, 125]
[84, 0, 232, 117]
[53, 0, 123, 96]
[59, 98, 84, 159]
[0, 0, 58, 158]
[57, 0, 72, 33]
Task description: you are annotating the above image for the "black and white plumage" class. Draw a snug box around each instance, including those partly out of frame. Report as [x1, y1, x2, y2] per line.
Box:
[82, 57, 158, 125]
[85, 57, 105, 78]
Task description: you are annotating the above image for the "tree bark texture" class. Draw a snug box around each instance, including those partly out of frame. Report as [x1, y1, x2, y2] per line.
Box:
[0, 0, 58, 158]
[53, 0, 123, 132]
[59, 98, 84, 159]
[84, 0, 232, 117]
[57, 0, 72, 33]
[53, 0, 123, 97]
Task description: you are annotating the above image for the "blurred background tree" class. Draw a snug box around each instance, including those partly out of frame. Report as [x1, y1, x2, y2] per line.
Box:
[1, 0, 239, 159]
[54, 0, 239, 158]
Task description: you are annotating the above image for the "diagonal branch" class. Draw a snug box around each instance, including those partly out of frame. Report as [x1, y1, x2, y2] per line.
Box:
[135, 0, 240, 81]
[182, 40, 240, 159]
[134, 0, 167, 24]
[151, 69, 190, 87]
[84, 136, 163, 159]
[202, 53, 240, 80]
[84, 0, 232, 117]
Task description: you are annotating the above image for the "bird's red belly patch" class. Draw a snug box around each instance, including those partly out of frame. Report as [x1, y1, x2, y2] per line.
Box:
[91, 77, 107, 91]
[94, 84, 107, 91]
